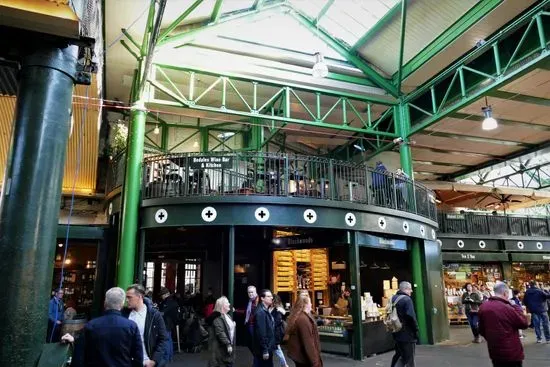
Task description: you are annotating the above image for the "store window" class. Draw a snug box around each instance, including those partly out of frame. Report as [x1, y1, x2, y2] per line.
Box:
[511, 262, 550, 291]
[443, 263, 502, 324]
[184, 260, 201, 294]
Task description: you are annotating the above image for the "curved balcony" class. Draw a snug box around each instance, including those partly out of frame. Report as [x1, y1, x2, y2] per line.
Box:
[138, 152, 437, 222]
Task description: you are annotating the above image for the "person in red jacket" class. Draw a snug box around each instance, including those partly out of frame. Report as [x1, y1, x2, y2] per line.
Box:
[478, 282, 529, 367]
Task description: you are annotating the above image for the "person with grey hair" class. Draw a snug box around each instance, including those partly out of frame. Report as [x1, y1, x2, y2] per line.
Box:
[63, 287, 144, 366]
[390, 281, 418, 367]
[479, 282, 529, 367]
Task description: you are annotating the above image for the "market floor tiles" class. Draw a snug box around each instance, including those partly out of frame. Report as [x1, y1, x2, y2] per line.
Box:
[168, 326, 550, 367]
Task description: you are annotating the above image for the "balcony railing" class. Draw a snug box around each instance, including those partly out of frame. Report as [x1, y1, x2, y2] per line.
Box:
[105, 152, 126, 196]
[438, 212, 550, 237]
[139, 152, 437, 221]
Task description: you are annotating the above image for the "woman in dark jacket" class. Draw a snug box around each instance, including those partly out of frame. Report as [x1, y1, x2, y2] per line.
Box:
[271, 295, 289, 367]
[285, 295, 322, 367]
[206, 296, 236, 367]
[462, 283, 483, 343]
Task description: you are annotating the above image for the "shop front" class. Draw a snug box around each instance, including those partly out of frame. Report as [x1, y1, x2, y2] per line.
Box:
[270, 230, 420, 357]
[504, 240, 550, 290]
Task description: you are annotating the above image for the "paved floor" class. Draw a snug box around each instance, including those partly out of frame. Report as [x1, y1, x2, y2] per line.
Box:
[168, 327, 550, 367]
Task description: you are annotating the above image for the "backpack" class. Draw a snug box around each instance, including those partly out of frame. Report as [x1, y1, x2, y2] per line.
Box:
[384, 295, 406, 333]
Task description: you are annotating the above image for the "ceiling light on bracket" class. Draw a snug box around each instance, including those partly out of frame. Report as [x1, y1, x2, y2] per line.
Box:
[312, 52, 329, 78]
[153, 124, 160, 135]
[481, 97, 498, 130]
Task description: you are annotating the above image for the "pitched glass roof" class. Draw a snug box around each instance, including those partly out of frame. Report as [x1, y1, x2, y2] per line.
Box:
[289, 0, 399, 47]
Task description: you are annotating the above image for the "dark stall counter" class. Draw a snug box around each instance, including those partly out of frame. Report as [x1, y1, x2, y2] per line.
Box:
[319, 320, 394, 358]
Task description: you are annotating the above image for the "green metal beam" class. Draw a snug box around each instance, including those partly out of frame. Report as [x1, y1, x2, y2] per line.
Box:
[412, 146, 498, 159]
[211, 0, 224, 23]
[350, 3, 400, 52]
[141, 0, 156, 56]
[290, 10, 399, 97]
[487, 90, 550, 107]
[252, 0, 265, 10]
[396, 0, 408, 95]
[121, 28, 142, 51]
[396, 0, 503, 82]
[157, 2, 284, 48]
[154, 63, 394, 105]
[120, 40, 140, 61]
[158, 0, 204, 43]
[314, 0, 334, 24]
[409, 48, 549, 136]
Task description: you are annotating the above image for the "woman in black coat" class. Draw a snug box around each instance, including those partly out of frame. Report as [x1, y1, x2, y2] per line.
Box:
[206, 296, 236, 367]
[272, 294, 289, 367]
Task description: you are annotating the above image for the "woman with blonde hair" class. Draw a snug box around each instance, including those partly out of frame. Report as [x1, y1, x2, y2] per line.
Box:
[206, 296, 236, 367]
[286, 296, 323, 367]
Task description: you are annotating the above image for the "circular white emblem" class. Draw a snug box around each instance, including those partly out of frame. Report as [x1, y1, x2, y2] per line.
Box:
[479, 240, 486, 249]
[457, 240, 465, 248]
[431, 229, 436, 240]
[201, 206, 217, 222]
[402, 221, 410, 233]
[420, 225, 426, 237]
[378, 217, 387, 230]
[537, 242, 543, 250]
[437, 239, 443, 247]
[254, 207, 270, 222]
[108, 202, 113, 216]
[303, 209, 317, 224]
[345, 213, 356, 227]
[517, 241, 524, 250]
[154, 209, 168, 224]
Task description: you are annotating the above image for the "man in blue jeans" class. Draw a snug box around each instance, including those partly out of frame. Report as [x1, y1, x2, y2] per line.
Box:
[523, 280, 550, 343]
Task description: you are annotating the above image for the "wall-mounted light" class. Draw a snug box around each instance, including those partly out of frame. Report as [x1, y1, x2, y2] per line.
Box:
[312, 52, 328, 78]
[482, 97, 498, 130]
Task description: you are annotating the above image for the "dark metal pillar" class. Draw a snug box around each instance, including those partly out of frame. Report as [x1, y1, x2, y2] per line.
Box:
[347, 231, 363, 360]
[137, 229, 146, 285]
[0, 45, 78, 366]
[228, 226, 235, 309]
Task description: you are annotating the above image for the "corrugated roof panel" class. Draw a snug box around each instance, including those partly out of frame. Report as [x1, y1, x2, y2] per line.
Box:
[358, 0, 477, 75]
[318, 0, 398, 47]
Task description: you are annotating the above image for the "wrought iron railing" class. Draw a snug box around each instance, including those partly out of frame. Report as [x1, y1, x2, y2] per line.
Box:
[438, 212, 550, 237]
[139, 152, 437, 221]
[105, 152, 126, 196]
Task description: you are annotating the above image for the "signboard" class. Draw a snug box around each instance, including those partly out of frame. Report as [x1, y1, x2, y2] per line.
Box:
[189, 156, 233, 169]
[270, 231, 346, 249]
[356, 233, 407, 251]
[510, 253, 550, 262]
[442, 252, 509, 262]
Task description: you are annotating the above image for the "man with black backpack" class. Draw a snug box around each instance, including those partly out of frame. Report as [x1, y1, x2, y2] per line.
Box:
[388, 281, 418, 367]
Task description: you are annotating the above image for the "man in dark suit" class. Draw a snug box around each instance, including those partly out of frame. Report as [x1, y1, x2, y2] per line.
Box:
[63, 287, 143, 367]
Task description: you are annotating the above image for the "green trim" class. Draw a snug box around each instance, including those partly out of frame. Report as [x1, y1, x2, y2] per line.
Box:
[347, 231, 363, 360]
[200, 127, 209, 153]
[211, 0, 224, 23]
[350, 2, 401, 52]
[396, 0, 503, 82]
[290, 10, 399, 97]
[487, 90, 550, 107]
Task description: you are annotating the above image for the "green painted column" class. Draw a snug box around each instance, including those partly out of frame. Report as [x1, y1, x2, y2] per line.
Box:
[396, 103, 428, 344]
[228, 226, 235, 309]
[347, 231, 363, 360]
[0, 45, 79, 366]
[117, 102, 147, 289]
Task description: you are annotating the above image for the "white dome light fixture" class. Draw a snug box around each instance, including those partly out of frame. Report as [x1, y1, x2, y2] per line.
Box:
[153, 124, 160, 135]
[312, 52, 329, 78]
[481, 97, 498, 131]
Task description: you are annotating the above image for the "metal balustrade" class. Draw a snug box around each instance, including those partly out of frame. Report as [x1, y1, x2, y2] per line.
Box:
[129, 152, 438, 221]
[105, 152, 126, 196]
[438, 212, 550, 237]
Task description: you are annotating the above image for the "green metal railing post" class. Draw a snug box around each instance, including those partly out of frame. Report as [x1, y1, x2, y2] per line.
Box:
[228, 226, 235, 309]
[348, 231, 363, 360]
[200, 127, 209, 153]
[117, 102, 147, 288]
